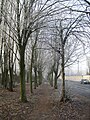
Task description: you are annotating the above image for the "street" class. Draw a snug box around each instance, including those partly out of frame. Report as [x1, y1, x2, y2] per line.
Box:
[58, 80, 90, 102]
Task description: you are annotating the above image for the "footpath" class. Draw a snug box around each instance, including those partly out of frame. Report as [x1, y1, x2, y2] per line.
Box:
[28, 82, 90, 120]
[0, 82, 90, 120]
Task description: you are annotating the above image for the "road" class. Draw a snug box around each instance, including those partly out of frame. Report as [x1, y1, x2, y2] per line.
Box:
[57, 80, 90, 102]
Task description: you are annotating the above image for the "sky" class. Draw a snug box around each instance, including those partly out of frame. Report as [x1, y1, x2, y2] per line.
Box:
[66, 55, 88, 75]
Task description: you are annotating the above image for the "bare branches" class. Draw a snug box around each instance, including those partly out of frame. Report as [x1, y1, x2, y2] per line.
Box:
[0, 0, 4, 24]
[84, 0, 90, 6]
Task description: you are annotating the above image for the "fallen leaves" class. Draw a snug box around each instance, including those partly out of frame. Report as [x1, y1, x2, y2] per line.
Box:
[0, 84, 90, 120]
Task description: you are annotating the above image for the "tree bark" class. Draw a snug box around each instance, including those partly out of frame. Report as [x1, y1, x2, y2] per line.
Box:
[30, 50, 33, 93]
[34, 66, 37, 89]
[0, 38, 4, 86]
[54, 72, 57, 89]
[3, 43, 8, 88]
[50, 72, 53, 87]
[60, 44, 65, 102]
[19, 46, 27, 102]
[38, 69, 42, 85]
[34, 49, 38, 88]
[9, 67, 13, 91]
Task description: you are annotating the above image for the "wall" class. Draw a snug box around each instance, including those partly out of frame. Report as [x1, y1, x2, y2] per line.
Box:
[65, 75, 90, 81]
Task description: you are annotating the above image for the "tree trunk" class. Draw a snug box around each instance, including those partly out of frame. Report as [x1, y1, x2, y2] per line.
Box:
[9, 67, 13, 91]
[1, 70, 4, 86]
[19, 47, 27, 102]
[26, 72, 29, 83]
[54, 72, 57, 89]
[0, 38, 4, 86]
[34, 49, 38, 88]
[60, 44, 65, 102]
[50, 72, 53, 87]
[4, 68, 8, 88]
[34, 66, 37, 89]
[3, 46, 8, 89]
[30, 51, 33, 93]
[38, 69, 42, 85]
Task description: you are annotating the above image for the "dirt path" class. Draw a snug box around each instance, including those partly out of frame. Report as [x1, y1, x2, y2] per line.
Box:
[29, 83, 55, 120]
[0, 82, 90, 120]
[28, 82, 90, 120]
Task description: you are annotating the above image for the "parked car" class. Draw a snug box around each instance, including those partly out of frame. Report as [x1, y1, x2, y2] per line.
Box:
[81, 79, 90, 84]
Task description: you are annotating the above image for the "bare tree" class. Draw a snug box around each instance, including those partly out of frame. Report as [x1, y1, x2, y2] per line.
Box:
[46, 10, 86, 101]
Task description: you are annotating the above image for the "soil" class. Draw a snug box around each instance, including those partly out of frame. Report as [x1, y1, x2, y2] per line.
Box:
[0, 83, 90, 120]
